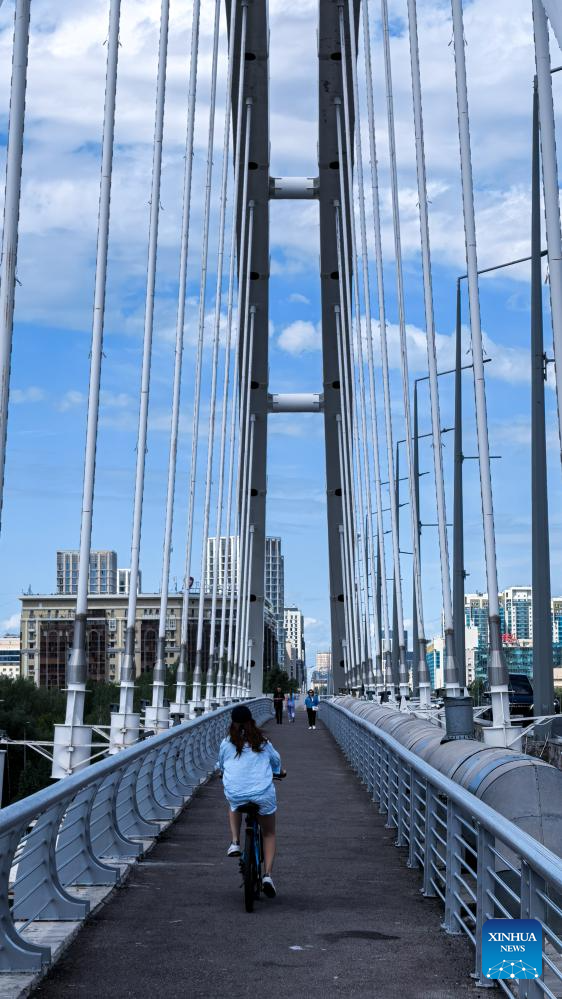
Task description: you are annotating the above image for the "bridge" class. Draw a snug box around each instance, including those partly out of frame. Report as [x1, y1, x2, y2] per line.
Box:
[1, 0, 562, 995]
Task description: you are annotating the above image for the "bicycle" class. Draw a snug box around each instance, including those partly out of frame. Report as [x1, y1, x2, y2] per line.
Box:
[238, 771, 286, 913]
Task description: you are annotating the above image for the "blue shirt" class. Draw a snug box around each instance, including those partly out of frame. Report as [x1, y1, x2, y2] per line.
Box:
[305, 693, 319, 708]
[217, 738, 281, 801]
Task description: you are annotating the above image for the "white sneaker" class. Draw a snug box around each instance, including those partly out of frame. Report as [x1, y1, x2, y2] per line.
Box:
[227, 842, 241, 857]
[308, 726, 312, 730]
[313, 726, 316, 730]
[262, 874, 277, 898]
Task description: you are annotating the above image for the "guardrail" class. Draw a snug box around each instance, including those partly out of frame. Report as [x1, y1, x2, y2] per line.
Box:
[0, 697, 273, 973]
[322, 699, 562, 998]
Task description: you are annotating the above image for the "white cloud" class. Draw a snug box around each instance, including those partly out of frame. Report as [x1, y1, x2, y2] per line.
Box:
[58, 390, 86, 412]
[11, 387, 45, 404]
[288, 292, 310, 305]
[277, 320, 321, 355]
[2, 613, 20, 633]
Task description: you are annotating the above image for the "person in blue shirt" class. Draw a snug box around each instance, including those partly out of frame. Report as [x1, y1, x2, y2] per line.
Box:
[217, 704, 285, 898]
[286, 691, 296, 723]
[304, 688, 319, 729]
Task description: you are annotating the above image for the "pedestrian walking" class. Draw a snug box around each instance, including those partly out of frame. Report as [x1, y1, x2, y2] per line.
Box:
[304, 688, 319, 729]
[273, 686, 285, 724]
[287, 691, 296, 723]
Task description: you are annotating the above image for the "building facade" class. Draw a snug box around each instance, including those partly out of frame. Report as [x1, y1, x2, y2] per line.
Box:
[20, 593, 278, 689]
[117, 568, 141, 595]
[284, 606, 305, 686]
[0, 635, 21, 679]
[56, 550, 118, 596]
[205, 536, 239, 595]
[464, 589, 562, 684]
[265, 537, 285, 669]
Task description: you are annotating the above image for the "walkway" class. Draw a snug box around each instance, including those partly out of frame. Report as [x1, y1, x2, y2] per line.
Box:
[33, 709, 488, 999]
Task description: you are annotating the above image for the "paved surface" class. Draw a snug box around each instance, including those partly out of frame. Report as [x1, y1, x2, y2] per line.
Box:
[33, 709, 490, 998]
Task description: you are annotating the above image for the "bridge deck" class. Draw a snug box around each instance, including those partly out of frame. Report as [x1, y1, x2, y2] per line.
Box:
[33, 712, 486, 998]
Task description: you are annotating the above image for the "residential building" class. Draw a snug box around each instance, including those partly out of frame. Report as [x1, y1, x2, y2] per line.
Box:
[0, 635, 20, 679]
[315, 650, 332, 673]
[205, 536, 239, 595]
[425, 636, 445, 690]
[265, 537, 285, 668]
[20, 592, 278, 689]
[56, 550, 118, 596]
[117, 568, 142, 596]
[284, 606, 305, 687]
[464, 589, 562, 683]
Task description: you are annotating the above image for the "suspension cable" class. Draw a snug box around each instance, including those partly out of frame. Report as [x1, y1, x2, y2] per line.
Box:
[192, 0, 240, 712]
[156, 0, 201, 716]
[184, 0, 222, 709]
[450, 0, 510, 729]
[208, 2, 249, 705]
[0, 0, 31, 534]
[62, 0, 122, 739]
[334, 93, 371, 691]
[113, 0, 171, 747]
[406, 0, 458, 699]
[345, 0, 390, 694]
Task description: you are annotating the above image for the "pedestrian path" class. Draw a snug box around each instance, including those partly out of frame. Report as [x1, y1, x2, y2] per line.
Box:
[33, 707, 489, 998]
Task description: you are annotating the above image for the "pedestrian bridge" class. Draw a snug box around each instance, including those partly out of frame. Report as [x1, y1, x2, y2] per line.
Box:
[1, 700, 562, 999]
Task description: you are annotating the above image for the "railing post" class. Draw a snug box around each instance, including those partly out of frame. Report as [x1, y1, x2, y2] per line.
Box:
[395, 760, 407, 847]
[520, 861, 547, 999]
[57, 785, 119, 887]
[422, 783, 438, 898]
[443, 799, 463, 934]
[0, 825, 50, 971]
[474, 825, 495, 986]
[13, 802, 90, 920]
[407, 769, 419, 869]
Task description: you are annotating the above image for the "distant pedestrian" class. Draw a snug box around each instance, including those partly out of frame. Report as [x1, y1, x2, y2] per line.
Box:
[273, 686, 285, 724]
[287, 691, 296, 723]
[304, 688, 319, 729]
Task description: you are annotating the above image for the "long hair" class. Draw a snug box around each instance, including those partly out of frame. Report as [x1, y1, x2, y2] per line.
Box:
[229, 718, 267, 757]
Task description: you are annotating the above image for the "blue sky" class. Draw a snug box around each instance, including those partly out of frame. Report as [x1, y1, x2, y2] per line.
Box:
[0, 0, 561, 671]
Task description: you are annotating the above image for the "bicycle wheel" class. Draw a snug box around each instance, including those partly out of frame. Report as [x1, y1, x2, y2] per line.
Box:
[254, 825, 264, 900]
[244, 826, 256, 913]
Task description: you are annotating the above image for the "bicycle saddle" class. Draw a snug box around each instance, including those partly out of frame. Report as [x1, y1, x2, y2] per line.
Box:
[236, 801, 260, 814]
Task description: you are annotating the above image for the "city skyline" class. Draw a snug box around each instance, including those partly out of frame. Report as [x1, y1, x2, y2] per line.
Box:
[1, 0, 559, 677]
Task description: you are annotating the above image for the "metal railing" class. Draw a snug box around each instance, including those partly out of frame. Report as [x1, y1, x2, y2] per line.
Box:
[322, 700, 562, 998]
[0, 697, 273, 974]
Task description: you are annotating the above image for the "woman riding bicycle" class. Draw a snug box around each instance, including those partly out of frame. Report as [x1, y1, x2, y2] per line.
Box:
[217, 704, 285, 898]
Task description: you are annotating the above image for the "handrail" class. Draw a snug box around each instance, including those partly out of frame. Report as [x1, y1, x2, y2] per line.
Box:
[0, 700, 262, 833]
[0, 697, 273, 975]
[322, 699, 562, 996]
[330, 701, 562, 892]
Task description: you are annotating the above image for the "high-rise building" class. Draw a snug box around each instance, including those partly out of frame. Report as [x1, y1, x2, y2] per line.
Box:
[315, 650, 331, 673]
[56, 550, 118, 596]
[117, 568, 142, 596]
[265, 537, 285, 668]
[205, 537, 239, 595]
[284, 606, 305, 685]
[464, 588, 562, 683]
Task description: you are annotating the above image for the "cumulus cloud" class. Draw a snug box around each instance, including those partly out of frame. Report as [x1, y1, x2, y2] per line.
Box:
[277, 320, 321, 355]
[11, 387, 45, 404]
[58, 390, 85, 412]
[2, 613, 20, 633]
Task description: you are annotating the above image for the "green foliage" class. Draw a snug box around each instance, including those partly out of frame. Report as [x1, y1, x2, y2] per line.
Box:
[469, 677, 485, 706]
[263, 667, 299, 694]
[0, 667, 185, 806]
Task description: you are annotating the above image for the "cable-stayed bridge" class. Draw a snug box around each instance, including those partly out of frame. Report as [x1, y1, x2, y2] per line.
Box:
[1, 0, 562, 996]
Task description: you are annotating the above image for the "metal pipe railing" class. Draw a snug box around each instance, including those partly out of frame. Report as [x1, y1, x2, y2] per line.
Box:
[0, 698, 273, 973]
[322, 699, 562, 996]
